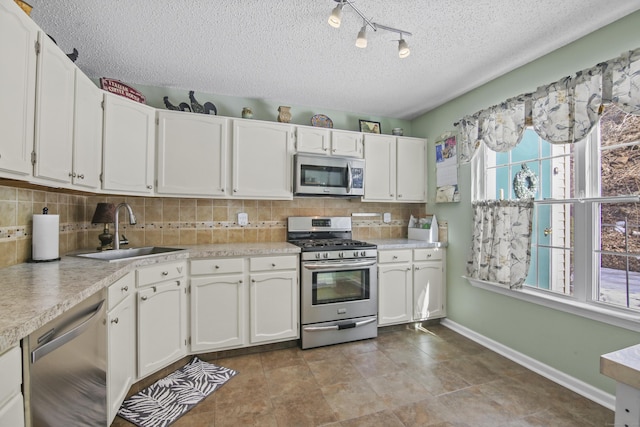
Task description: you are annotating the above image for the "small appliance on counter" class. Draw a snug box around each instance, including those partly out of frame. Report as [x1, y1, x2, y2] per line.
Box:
[31, 207, 60, 262]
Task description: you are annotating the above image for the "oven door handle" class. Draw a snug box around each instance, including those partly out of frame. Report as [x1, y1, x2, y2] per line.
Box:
[303, 260, 377, 270]
[303, 317, 376, 332]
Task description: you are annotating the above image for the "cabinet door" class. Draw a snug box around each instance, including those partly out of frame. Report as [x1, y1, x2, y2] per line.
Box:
[191, 274, 245, 352]
[296, 126, 329, 155]
[232, 120, 293, 199]
[137, 279, 187, 378]
[249, 270, 298, 343]
[0, 393, 24, 427]
[397, 137, 426, 202]
[331, 130, 363, 158]
[378, 263, 412, 325]
[157, 111, 229, 196]
[72, 69, 103, 189]
[33, 32, 75, 183]
[107, 294, 135, 424]
[413, 261, 445, 320]
[102, 93, 155, 194]
[0, 0, 37, 177]
[363, 134, 396, 201]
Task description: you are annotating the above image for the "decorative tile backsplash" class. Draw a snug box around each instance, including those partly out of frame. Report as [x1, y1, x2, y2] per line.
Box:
[0, 183, 425, 268]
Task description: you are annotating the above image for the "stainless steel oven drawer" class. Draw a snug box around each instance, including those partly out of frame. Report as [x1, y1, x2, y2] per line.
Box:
[301, 316, 377, 349]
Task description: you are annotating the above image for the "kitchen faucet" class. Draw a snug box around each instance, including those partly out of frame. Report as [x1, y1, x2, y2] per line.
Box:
[113, 202, 137, 250]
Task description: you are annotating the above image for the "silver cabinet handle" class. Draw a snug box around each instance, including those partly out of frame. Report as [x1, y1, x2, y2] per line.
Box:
[141, 296, 148, 301]
[68, 172, 76, 177]
[271, 263, 276, 267]
[121, 285, 128, 292]
[215, 265, 220, 269]
[161, 271, 169, 276]
[77, 174, 84, 179]
[238, 280, 243, 284]
[111, 318, 119, 324]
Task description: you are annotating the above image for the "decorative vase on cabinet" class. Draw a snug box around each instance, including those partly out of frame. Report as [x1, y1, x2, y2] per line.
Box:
[277, 106, 291, 123]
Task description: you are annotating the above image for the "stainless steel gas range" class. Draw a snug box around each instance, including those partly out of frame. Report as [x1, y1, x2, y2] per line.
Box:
[287, 216, 378, 349]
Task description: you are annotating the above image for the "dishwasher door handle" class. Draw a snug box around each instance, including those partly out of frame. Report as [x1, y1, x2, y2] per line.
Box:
[31, 300, 105, 364]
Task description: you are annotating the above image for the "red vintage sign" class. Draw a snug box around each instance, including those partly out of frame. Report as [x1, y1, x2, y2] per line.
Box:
[100, 78, 146, 104]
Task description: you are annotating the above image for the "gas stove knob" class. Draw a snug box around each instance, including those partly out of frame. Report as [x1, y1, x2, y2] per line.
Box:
[323, 253, 329, 259]
[339, 252, 344, 258]
[360, 251, 366, 257]
[353, 251, 359, 257]
[315, 253, 321, 259]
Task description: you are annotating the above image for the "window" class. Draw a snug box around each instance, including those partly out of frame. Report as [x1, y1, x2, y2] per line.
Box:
[475, 105, 640, 313]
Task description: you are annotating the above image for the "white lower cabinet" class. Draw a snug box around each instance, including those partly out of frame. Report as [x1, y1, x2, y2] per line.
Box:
[378, 248, 446, 326]
[136, 261, 188, 379]
[107, 272, 135, 425]
[190, 254, 298, 353]
[249, 268, 298, 344]
[0, 346, 24, 427]
[190, 258, 245, 352]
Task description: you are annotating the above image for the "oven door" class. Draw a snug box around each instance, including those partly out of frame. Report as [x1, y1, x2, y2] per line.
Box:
[301, 258, 377, 324]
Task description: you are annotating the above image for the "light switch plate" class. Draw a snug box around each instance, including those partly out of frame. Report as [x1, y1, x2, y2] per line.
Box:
[238, 212, 248, 226]
[383, 212, 391, 223]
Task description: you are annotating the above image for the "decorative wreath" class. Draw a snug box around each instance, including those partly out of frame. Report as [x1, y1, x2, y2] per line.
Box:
[513, 164, 538, 199]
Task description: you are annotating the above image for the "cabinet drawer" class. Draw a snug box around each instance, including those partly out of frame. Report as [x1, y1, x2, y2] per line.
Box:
[0, 346, 21, 408]
[137, 261, 186, 287]
[250, 255, 297, 272]
[378, 250, 412, 264]
[190, 258, 244, 276]
[413, 248, 443, 262]
[108, 272, 134, 310]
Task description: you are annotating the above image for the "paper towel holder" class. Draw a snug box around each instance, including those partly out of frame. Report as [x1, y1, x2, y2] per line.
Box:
[91, 203, 116, 251]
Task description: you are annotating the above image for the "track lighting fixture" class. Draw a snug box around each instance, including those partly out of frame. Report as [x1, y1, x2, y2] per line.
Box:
[328, 1, 344, 28]
[355, 25, 367, 48]
[327, 0, 413, 58]
[398, 38, 410, 58]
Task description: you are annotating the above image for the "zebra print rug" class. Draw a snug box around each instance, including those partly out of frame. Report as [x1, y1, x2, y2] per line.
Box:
[117, 357, 237, 427]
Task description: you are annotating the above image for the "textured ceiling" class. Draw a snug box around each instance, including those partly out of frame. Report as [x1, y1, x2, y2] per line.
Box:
[28, 0, 640, 120]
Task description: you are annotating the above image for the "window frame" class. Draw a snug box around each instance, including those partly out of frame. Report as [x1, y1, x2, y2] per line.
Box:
[468, 126, 640, 332]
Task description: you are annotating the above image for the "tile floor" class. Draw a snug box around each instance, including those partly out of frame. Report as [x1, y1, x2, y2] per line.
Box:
[111, 324, 614, 426]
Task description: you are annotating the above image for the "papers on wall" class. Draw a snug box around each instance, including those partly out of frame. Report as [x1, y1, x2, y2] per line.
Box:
[435, 134, 460, 203]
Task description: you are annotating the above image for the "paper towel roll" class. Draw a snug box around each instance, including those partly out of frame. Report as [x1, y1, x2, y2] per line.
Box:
[32, 214, 59, 261]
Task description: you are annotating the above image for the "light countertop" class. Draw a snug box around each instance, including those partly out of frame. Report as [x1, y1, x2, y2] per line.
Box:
[601, 343, 640, 389]
[367, 238, 448, 250]
[0, 242, 299, 354]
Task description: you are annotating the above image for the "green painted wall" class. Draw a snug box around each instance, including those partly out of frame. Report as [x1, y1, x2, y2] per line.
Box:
[106, 82, 413, 136]
[412, 11, 640, 395]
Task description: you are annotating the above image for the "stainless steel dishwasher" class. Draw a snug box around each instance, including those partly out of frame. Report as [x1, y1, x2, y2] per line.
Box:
[23, 289, 107, 427]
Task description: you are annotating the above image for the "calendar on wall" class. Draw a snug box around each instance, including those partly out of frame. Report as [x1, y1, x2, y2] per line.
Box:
[435, 133, 460, 203]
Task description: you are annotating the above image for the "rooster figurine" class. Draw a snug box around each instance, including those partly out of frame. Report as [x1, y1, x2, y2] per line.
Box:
[188, 91, 217, 115]
[163, 96, 191, 112]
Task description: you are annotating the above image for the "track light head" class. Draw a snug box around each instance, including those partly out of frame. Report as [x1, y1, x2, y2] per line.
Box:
[328, 3, 343, 28]
[398, 38, 410, 58]
[355, 25, 367, 48]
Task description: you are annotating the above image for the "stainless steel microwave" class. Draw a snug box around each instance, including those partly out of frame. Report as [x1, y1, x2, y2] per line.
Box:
[294, 154, 365, 197]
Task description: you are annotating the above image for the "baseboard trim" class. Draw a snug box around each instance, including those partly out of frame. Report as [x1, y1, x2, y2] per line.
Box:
[440, 318, 615, 410]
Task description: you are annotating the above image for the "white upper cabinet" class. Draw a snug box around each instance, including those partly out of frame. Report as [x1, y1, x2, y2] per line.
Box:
[296, 127, 363, 158]
[363, 134, 426, 202]
[331, 129, 363, 157]
[0, 1, 38, 178]
[232, 119, 293, 199]
[156, 111, 229, 196]
[363, 134, 396, 201]
[72, 69, 103, 190]
[33, 32, 75, 184]
[396, 137, 427, 202]
[102, 92, 155, 194]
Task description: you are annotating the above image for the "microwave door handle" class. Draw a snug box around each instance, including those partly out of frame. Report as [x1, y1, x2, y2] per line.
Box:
[346, 162, 353, 193]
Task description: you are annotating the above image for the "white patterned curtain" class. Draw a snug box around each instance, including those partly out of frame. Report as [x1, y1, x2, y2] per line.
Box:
[466, 200, 533, 289]
[456, 47, 640, 163]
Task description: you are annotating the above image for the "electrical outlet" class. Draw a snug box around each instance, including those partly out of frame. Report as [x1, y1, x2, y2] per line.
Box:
[383, 212, 391, 223]
[237, 212, 248, 226]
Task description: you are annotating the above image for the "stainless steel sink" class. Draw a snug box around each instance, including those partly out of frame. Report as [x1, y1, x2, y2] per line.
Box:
[72, 247, 186, 262]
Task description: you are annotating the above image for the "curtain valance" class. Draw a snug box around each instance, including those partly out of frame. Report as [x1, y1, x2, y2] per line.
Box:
[457, 47, 640, 164]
